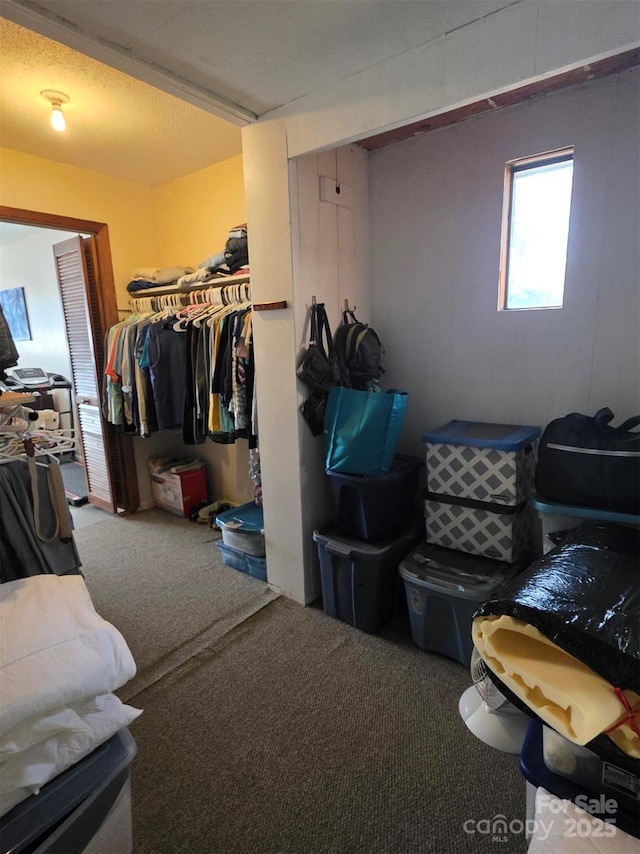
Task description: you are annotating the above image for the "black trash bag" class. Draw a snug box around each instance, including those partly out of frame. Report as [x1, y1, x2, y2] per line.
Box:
[473, 523, 640, 771]
[475, 523, 639, 689]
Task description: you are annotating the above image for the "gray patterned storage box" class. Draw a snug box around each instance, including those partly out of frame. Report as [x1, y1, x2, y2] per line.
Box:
[423, 493, 533, 562]
[423, 421, 540, 507]
[422, 421, 540, 562]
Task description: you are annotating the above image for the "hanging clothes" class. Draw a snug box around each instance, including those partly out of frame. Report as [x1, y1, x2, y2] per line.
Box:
[103, 282, 258, 447]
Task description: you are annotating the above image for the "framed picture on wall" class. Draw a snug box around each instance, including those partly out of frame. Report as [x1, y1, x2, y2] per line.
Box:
[0, 287, 32, 341]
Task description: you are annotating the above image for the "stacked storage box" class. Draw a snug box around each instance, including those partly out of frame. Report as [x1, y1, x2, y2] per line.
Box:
[422, 420, 541, 562]
[398, 420, 540, 667]
[215, 501, 267, 581]
[313, 454, 423, 633]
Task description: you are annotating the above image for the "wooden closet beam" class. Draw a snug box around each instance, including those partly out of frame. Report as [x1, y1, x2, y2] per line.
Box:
[252, 300, 288, 312]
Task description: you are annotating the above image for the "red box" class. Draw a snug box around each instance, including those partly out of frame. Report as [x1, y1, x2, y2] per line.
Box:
[148, 459, 207, 516]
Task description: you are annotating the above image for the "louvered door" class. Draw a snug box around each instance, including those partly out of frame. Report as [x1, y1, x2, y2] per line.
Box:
[53, 236, 116, 513]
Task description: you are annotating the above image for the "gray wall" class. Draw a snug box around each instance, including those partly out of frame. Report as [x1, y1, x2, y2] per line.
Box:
[369, 69, 640, 458]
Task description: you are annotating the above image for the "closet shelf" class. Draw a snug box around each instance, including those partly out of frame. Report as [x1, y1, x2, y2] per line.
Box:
[127, 272, 250, 299]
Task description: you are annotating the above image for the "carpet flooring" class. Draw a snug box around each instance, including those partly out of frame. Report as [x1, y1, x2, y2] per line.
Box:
[129, 598, 529, 854]
[59, 460, 89, 505]
[73, 509, 278, 702]
[73, 508, 529, 853]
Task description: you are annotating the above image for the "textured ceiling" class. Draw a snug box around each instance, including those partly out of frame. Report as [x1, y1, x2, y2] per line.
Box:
[0, 1, 516, 186]
[5, 1, 515, 117]
[2, 2, 636, 189]
[0, 18, 242, 186]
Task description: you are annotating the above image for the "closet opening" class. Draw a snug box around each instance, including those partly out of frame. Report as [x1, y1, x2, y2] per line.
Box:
[0, 205, 138, 515]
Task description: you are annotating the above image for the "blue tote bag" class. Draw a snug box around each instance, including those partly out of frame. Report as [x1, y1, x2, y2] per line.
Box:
[324, 386, 408, 475]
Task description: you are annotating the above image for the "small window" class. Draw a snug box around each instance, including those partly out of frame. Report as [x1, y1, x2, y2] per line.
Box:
[499, 148, 574, 310]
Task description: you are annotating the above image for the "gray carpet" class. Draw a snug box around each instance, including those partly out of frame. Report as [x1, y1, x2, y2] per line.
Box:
[73, 508, 279, 701]
[129, 598, 529, 854]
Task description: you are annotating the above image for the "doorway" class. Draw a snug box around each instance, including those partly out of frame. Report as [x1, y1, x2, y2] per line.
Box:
[0, 205, 139, 513]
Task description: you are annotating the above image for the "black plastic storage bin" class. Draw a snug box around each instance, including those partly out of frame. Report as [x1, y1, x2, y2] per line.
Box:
[313, 523, 421, 633]
[325, 453, 423, 541]
[1, 727, 136, 854]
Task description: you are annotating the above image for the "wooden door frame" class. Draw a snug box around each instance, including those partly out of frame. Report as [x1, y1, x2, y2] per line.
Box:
[0, 205, 139, 512]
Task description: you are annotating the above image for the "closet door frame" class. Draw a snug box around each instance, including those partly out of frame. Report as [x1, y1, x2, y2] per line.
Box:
[0, 205, 139, 513]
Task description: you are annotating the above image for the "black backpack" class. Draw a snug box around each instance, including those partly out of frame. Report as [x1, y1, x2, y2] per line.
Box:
[333, 309, 384, 391]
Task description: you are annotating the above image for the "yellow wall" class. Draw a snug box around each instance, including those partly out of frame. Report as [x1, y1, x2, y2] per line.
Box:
[0, 148, 246, 304]
[153, 154, 245, 269]
[0, 147, 159, 305]
[150, 153, 251, 509]
[1, 145, 252, 508]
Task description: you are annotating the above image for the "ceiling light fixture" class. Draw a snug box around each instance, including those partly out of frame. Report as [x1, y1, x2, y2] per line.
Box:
[41, 90, 70, 132]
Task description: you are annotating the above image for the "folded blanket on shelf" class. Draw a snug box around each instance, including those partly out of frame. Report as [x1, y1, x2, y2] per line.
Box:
[127, 266, 196, 290]
[130, 267, 160, 281]
[154, 266, 195, 285]
[177, 267, 214, 287]
[199, 250, 226, 270]
[472, 523, 639, 759]
[127, 278, 157, 293]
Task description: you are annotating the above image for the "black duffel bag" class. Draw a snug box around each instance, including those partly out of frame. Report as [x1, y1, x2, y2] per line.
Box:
[535, 407, 640, 514]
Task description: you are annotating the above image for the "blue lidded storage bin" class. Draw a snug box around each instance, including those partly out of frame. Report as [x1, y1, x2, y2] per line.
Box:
[532, 493, 640, 555]
[215, 501, 265, 556]
[216, 540, 267, 582]
[399, 542, 521, 666]
[423, 421, 541, 452]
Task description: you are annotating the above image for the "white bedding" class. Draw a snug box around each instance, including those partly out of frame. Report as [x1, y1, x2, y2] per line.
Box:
[0, 693, 141, 816]
[0, 574, 142, 817]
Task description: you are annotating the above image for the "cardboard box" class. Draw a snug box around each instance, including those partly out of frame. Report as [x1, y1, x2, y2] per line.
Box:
[148, 457, 207, 517]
